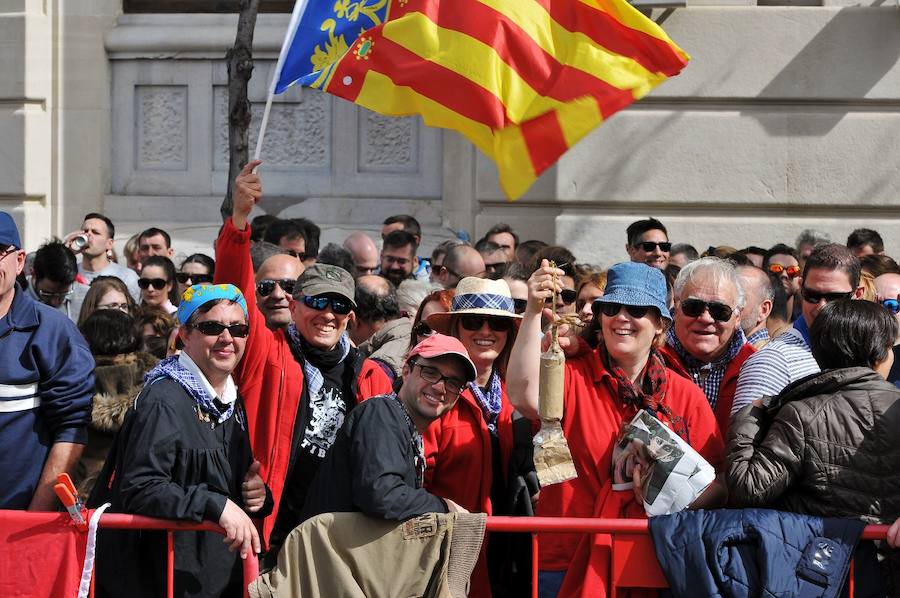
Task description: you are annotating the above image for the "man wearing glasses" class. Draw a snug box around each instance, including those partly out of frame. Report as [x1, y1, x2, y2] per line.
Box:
[26, 240, 89, 323]
[733, 244, 864, 413]
[660, 257, 755, 435]
[217, 160, 393, 551]
[299, 333, 475, 524]
[0, 212, 95, 510]
[625, 217, 671, 270]
[254, 253, 304, 331]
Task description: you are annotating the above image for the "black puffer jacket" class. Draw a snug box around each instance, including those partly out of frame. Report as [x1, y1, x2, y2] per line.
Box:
[727, 367, 900, 523]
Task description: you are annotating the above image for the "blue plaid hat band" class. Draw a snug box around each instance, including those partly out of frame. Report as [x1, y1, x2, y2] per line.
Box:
[452, 292, 514, 314]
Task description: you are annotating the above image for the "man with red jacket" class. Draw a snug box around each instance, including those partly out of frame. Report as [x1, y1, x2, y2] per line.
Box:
[659, 257, 755, 435]
[215, 159, 392, 549]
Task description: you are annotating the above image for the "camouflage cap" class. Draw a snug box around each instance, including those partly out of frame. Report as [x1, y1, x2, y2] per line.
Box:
[293, 263, 357, 307]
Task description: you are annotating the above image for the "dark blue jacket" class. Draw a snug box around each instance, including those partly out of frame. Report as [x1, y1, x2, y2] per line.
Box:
[649, 509, 878, 598]
[0, 284, 95, 508]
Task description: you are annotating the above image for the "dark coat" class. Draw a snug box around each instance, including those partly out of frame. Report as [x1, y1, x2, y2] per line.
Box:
[649, 508, 873, 598]
[727, 367, 900, 523]
[90, 377, 271, 598]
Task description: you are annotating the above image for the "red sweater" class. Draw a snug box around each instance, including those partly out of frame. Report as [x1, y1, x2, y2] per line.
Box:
[537, 348, 724, 577]
[215, 219, 392, 544]
[659, 341, 755, 436]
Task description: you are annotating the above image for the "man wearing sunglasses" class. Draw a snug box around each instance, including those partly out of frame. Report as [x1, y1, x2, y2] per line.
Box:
[875, 272, 900, 387]
[217, 160, 393, 551]
[254, 253, 304, 331]
[659, 258, 755, 434]
[26, 240, 89, 323]
[763, 243, 802, 318]
[733, 244, 864, 414]
[0, 212, 95, 511]
[625, 217, 670, 270]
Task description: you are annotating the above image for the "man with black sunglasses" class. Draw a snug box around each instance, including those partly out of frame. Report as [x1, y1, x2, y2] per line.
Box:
[625, 217, 671, 270]
[216, 160, 393, 552]
[254, 253, 304, 331]
[733, 244, 864, 414]
[659, 257, 755, 435]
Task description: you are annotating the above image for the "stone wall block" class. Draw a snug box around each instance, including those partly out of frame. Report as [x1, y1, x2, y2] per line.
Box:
[136, 85, 188, 170]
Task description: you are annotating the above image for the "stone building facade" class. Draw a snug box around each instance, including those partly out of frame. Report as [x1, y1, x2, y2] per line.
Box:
[2, 0, 899, 265]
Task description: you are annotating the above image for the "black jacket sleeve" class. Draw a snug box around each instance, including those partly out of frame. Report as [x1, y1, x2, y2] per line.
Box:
[350, 401, 448, 520]
[117, 388, 227, 522]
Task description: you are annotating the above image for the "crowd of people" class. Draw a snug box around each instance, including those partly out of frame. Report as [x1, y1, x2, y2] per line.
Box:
[2, 160, 900, 597]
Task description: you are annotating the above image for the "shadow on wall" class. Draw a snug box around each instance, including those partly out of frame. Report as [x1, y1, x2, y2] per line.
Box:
[746, 7, 900, 137]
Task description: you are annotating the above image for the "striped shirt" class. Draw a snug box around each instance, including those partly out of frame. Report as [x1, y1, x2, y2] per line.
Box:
[732, 327, 820, 414]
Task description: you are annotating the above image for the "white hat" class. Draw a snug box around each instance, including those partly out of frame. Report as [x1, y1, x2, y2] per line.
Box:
[426, 277, 522, 334]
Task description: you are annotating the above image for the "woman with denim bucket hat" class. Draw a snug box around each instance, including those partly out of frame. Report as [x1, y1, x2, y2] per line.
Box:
[508, 261, 726, 598]
[423, 276, 536, 597]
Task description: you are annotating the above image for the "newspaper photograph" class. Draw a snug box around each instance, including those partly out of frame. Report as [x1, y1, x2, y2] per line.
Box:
[611, 409, 715, 517]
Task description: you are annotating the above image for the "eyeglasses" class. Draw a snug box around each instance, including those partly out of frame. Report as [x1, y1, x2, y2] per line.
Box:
[679, 298, 735, 322]
[98, 302, 129, 312]
[459, 314, 513, 332]
[301, 294, 353, 315]
[881, 298, 900, 315]
[138, 278, 168, 290]
[383, 255, 412, 267]
[635, 241, 672, 253]
[37, 288, 73, 302]
[768, 263, 801, 279]
[596, 302, 652, 319]
[411, 360, 466, 395]
[175, 272, 213, 285]
[190, 320, 250, 338]
[413, 321, 434, 338]
[800, 288, 854, 304]
[512, 298, 528, 314]
[256, 279, 297, 297]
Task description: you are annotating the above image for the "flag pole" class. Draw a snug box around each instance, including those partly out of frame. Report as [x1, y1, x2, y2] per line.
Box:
[253, 0, 309, 170]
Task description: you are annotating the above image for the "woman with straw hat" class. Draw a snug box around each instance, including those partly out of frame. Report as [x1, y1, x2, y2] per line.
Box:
[507, 261, 726, 598]
[424, 276, 535, 596]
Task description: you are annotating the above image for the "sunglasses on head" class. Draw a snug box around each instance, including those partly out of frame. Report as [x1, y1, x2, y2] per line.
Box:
[635, 241, 672, 252]
[596, 302, 652, 319]
[190, 320, 250, 338]
[301, 294, 353, 315]
[176, 272, 213, 285]
[882, 298, 900, 315]
[256, 279, 297, 297]
[459, 314, 513, 332]
[768, 263, 801, 279]
[679, 298, 734, 322]
[138, 277, 168, 290]
[800, 288, 854, 304]
[413, 321, 435, 338]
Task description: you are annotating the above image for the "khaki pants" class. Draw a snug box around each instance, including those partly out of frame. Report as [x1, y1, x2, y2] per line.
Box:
[249, 512, 486, 598]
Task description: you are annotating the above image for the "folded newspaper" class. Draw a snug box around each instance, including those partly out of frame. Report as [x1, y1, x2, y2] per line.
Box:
[611, 409, 715, 517]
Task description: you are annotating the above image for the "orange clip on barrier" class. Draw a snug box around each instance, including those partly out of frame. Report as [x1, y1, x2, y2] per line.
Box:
[54, 483, 87, 527]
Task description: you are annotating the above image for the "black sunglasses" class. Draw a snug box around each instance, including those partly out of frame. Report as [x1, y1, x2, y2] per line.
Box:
[596, 302, 652, 319]
[544, 289, 577, 306]
[679, 298, 734, 322]
[256, 279, 297, 297]
[138, 277, 168, 290]
[800, 288, 854, 304]
[459, 314, 513, 332]
[285, 249, 307, 261]
[191, 320, 250, 338]
[176, 272, 213, 285]
[512, 298, 528, 314]
[301, 294, 353, 315]
[635, 241, 672, 252]
[413, 321, 434, 338]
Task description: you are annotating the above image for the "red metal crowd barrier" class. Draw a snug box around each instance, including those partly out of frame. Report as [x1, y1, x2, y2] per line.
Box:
[485, 516, 891, 598]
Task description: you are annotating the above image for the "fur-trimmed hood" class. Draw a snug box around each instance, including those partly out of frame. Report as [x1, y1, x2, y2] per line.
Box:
[91, 352, 159, 433]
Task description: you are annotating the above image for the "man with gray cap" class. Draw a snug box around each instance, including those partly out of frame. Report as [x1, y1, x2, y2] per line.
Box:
[0, 211, 95, 510]
[216, 160, 393, 547]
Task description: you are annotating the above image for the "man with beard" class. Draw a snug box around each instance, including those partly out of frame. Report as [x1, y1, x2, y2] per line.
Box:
[380, 230, 418, 287]
[215, 160, 393, 550]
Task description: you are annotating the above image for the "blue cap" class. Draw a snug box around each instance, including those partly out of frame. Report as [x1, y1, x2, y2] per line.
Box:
[0, 212, 21, 249]
[595, 262, 671, 321]
[176, 283, 248, 325]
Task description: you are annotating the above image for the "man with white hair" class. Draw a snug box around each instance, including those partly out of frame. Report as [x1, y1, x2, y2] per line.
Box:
[659, 257, 755, 435]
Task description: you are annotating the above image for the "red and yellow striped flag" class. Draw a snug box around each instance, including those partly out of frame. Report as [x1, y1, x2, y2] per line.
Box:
[318, 0, 689, 199]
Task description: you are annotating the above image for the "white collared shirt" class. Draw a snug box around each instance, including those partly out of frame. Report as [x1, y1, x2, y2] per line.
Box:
[178, 351, 237, 405]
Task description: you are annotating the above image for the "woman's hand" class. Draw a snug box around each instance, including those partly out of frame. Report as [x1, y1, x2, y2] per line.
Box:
[526, 260, 565, 315]
[218, 498, 261, 559]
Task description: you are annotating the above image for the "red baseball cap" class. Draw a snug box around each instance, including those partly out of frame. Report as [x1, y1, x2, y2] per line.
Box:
[406, 333, 477, 382]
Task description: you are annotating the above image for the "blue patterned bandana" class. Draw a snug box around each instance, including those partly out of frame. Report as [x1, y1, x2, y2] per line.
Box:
[468, 369, 503, 435]
[144, 356, 244, 430]
[286, 324, 351, 401]
[177, 283, 248, 325]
